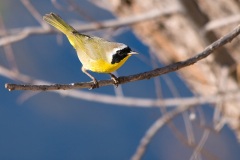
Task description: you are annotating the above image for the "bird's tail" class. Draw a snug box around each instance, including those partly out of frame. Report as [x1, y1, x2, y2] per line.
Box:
[43, 12, 76, 35]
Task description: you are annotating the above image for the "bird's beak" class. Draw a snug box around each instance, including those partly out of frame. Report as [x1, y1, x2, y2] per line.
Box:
[128, 51, 138, 55]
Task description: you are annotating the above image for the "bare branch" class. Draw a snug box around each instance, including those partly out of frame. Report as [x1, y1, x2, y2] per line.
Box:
[131, 105, 218, 160]
[131, 105, 191, 160]
[51, 0, 69, 11]
[5, 24, 240, 91]
[0, 16, 19, 73]
[151, 55, 199, 159]
[0, 66, 171, 107]
[0, 6, 180, 46]
[66, 0, 98, 22]
[21, 0, 49, 29]
[0, 27, 48, 46]
[204, 14, 240, 32]
[213, 67, 229, 130]
[1, 66, 240, 108]
[190, 130, 210, 160]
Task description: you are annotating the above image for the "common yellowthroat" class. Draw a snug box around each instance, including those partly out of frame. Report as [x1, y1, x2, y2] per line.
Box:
[43, 13, 138, 89]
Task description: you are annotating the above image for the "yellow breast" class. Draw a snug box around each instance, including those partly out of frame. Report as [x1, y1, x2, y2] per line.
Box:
[80, 56, 130, 73]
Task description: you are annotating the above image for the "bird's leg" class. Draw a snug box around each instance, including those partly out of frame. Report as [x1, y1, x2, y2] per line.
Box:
[81, 67, 99, 89]
[109, 73, 119, 87]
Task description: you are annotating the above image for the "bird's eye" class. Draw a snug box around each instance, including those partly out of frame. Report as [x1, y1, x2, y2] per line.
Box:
[117, 50, 124, 56]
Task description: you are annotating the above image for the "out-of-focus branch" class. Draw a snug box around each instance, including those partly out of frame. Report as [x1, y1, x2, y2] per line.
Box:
[131, 105, 218, 160]
[51, 0, 97, 21]
[66, 0, 97, 22]
[0, 16, 19, 73]
[0, 6, 180, 46]
[21, 0, 49, 29]
[204, 14, 240, 32]
[5, 24, 240, 91]
[51, 0, 69, 11]
[150, 55, 201, 160]
[190, 130, 210, 160]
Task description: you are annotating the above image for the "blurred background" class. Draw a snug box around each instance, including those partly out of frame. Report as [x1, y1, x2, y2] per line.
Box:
[1, 0, 240, 160]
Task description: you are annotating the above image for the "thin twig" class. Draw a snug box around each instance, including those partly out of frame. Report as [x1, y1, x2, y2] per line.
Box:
[131, 105, 218, 160]
[0, 16, 19, 73]
[51, 0, 70, 11]
[204, 14, 240, 32]
[213, 67, 229, 131]
[0, 6, 180, 46]
[66, 0, 97, 22]
[150, 52, 199, 159]
[21, 0, 49, 29]
[5, 24, 240, 91]
[190, 130, 210, 160]
[162, 75, 196, 144]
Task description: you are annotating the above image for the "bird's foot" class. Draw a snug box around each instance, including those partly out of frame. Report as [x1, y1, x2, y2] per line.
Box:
[109, 73, 119, 88]
[89, 78, 99, 90]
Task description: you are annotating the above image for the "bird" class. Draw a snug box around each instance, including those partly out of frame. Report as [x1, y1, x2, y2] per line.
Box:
[43, 12, 138, 89]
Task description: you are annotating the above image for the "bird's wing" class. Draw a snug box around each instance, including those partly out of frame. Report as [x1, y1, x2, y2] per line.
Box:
[73, 34, 112, 61]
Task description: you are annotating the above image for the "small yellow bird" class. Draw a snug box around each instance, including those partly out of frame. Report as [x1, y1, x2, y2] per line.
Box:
[43, 13, 138, 89]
